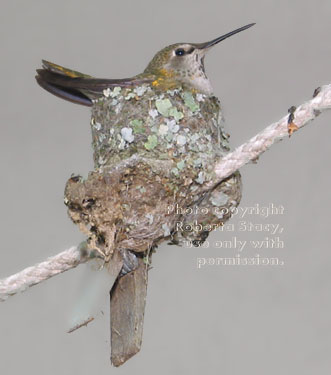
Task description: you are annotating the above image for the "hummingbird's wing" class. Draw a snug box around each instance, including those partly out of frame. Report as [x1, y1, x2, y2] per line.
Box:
[67, 254, 123, 334]
[36, 60, 153, 107]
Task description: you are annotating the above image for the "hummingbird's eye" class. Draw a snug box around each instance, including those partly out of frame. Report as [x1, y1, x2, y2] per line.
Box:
[175, 48, 185, 56]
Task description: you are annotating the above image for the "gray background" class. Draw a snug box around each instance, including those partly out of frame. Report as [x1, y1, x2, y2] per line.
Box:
[0, 0, 330, 374]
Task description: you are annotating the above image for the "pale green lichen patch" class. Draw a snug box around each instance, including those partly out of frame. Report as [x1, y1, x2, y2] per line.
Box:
[103, 86, 122, 98]
[182, 91, 199, 112]
[191, 134, 200, 143]
[210, 191, 229, 206]
[195, 171, 205, 184]
[158, 124, 169, 136]
[168, 107, 184, 121]
[155, 99, 173, 116]
[165, 132, 174, 142]
[110, 87, 122, 98]
[118, 136, 126, 150]
[144, 135, 158, 150]
[176, 160, 185, 170]
[155, 98, 183, 122]
[130, 119, 145, 134]
[94, 122, 101, 131]
[135, 185, 147, 193]
[171, 167, 179, 176]
[125, 92, 136, 100]
[176, 135, 187, 146]
[121, 127, 134, 143]
[103, 88, 111, 97]
[193, 158, 202, 168]
[166, 119, 179, 133]
[98, 133, 106, 143]
[149, 109, 158, 119]
[134, 86, 148, 96]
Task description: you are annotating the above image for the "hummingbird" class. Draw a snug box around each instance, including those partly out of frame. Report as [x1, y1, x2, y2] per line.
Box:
[36, 23, 255, 106]
[36, 24, 255, 366]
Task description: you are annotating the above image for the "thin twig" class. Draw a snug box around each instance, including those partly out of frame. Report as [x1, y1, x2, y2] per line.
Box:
[0, 84, 330, 302]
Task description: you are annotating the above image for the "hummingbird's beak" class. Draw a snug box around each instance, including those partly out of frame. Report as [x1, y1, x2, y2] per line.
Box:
[195, 23, 255, 50]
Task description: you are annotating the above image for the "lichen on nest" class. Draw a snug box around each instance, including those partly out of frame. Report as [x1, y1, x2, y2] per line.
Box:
[64, 84, 241, 256]
[91, 85, 229, 178]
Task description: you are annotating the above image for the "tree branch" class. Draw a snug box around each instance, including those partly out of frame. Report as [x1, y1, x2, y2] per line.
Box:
[0, 84, 330, 302]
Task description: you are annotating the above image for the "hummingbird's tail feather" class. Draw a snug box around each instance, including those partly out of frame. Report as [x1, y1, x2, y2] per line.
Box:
[41, 60, 93, 79]
[36, 71, 93, 106]
[36, 60, 154, 106]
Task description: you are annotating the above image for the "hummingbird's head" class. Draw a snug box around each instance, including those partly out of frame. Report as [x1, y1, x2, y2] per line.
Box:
[144, 23, 255, 95]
